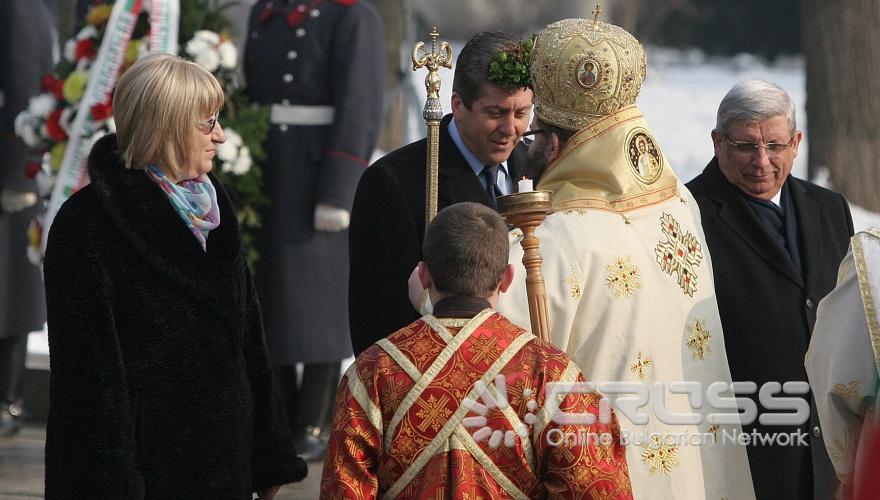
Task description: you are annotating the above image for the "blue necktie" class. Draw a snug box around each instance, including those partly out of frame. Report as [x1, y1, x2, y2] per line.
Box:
[481, 165, 501, 208]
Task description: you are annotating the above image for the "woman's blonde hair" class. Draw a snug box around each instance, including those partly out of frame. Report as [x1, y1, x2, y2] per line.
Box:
[114, 53, 224, 174]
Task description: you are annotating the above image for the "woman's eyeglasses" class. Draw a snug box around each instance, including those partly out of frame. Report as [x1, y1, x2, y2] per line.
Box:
[197, 111, 220, 134]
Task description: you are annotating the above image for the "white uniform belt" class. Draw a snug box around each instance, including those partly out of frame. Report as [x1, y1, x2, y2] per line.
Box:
[269, 104, 335, 126]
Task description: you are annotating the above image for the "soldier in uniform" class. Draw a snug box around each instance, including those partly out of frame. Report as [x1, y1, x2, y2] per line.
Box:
[0, 0, 53, 436]
[244, 0, 387, 460]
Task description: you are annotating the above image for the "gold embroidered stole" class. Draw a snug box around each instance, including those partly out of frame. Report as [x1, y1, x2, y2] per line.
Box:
[376, 310, 535, 500]
[342, 362, 385, 441]
[537, 105, 680, 213]
[852, 228, 880, 373]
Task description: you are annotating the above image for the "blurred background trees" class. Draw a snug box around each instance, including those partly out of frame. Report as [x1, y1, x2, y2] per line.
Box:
[802, 0, 880, 211]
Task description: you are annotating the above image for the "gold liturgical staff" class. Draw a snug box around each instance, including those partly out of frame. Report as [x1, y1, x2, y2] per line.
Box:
[412, 27, 452, 226]
[498, 189, 553, 343]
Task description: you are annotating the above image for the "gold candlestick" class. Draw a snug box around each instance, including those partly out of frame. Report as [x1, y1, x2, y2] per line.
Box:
[412, 27, 453, 226]
[497, 190, 553, 342]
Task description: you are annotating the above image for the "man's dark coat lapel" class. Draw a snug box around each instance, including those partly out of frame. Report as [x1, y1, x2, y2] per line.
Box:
[788, 178, 824, 294]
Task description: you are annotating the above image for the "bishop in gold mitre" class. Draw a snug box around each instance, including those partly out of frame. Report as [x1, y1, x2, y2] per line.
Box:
[496, 16, 757, 499]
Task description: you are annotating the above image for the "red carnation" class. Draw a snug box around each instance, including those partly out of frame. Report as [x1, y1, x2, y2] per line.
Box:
[40, 75, 55, 92]
[24, 161, 42, 179]
[50, 80, 64, 99]
[40, 75, 64, 99]
[75, 38, 96, 61]
[91, 101, 113, 121]
[46, 109, 68, 142]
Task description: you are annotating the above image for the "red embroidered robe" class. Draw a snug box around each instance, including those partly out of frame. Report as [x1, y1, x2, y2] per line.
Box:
[321, 309, 633, 498]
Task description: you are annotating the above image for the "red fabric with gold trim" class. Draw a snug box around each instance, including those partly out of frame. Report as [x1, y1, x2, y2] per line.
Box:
[321, 313, 634, 498]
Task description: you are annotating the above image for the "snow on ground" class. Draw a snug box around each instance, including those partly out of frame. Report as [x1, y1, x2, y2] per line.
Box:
[406, 45, 879, 230]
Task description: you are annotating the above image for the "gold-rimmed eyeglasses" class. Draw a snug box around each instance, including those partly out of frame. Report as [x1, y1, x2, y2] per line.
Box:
[725, 137, 793, 157]
[197, 111, 220, 134]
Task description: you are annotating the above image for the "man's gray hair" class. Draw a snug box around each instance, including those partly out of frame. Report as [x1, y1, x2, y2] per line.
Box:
[715, 80, 797, 136]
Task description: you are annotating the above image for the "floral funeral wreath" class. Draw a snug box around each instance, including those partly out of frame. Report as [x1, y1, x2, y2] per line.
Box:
[14, 0, 270, 267]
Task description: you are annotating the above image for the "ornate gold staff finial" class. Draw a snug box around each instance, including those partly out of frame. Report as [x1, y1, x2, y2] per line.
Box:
[592, 3, 602, 27]
[412, 27, 453, 225]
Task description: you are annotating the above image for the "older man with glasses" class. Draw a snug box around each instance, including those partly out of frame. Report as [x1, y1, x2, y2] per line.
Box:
[687, 79, 854, 500]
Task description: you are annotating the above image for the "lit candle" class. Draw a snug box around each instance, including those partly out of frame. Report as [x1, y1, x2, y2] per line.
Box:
[518, 178, 534, 193]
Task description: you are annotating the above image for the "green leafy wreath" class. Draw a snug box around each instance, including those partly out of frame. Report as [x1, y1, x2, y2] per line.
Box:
[487, 35, 536, 91]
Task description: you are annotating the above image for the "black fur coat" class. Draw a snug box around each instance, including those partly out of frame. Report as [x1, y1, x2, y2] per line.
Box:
[42, 135, 307, 498]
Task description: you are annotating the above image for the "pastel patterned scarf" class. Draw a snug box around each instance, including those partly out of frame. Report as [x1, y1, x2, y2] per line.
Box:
[146, 165, 220, 251]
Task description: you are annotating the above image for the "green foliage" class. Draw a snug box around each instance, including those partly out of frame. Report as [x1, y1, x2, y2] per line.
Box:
[216, 89, 271, 267]
[179, 0, 239, 42]
[178, 0, 269, 268]
[487, 35, 536, 91]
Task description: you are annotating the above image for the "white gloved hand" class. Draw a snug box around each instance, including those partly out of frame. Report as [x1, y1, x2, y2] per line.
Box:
[1, 188, 38, 214]
[313, 203, 350, 232]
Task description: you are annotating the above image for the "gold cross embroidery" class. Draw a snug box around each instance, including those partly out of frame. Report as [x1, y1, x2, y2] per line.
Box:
[630, 351, 653, 380]
[415, 394, 453, 433]
[467, 334, 502, 367]
[686, 319, 712, 360]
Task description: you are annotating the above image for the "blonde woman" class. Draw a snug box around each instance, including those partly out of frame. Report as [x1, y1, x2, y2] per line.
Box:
[43, 54, 306, 499]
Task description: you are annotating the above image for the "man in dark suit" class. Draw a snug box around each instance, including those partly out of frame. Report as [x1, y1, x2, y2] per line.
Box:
[687, 80, 854, 500]
[348, 32, 533, 356]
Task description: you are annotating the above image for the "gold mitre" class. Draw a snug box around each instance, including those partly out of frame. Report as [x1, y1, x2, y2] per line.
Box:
[531, 17, 646, 130]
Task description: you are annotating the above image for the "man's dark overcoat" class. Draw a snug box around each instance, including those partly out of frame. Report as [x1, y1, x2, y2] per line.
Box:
[687, 158, 853, 500]
[244, 0, 386, 364]
[0, 0, 52, 339]
[43, 135, 307, 498]
[348, 114, 528, 355]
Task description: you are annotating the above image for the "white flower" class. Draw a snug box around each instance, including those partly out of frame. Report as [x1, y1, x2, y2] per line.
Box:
[224, 128, 243, 148]
[216, 141, 237, 163]
[64, 39, 77, 62]
[28, 94, 56, 118]
[195, 50, 220, 73]
[218, 42, 237, 69]
[194, 30, 220, 45]
[231, 153, 252, 175]
[76, 26, 98, 41]
[14, 113, 40, 147]
[186, 37, 211, 57]
[220, 160, 234, 174]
